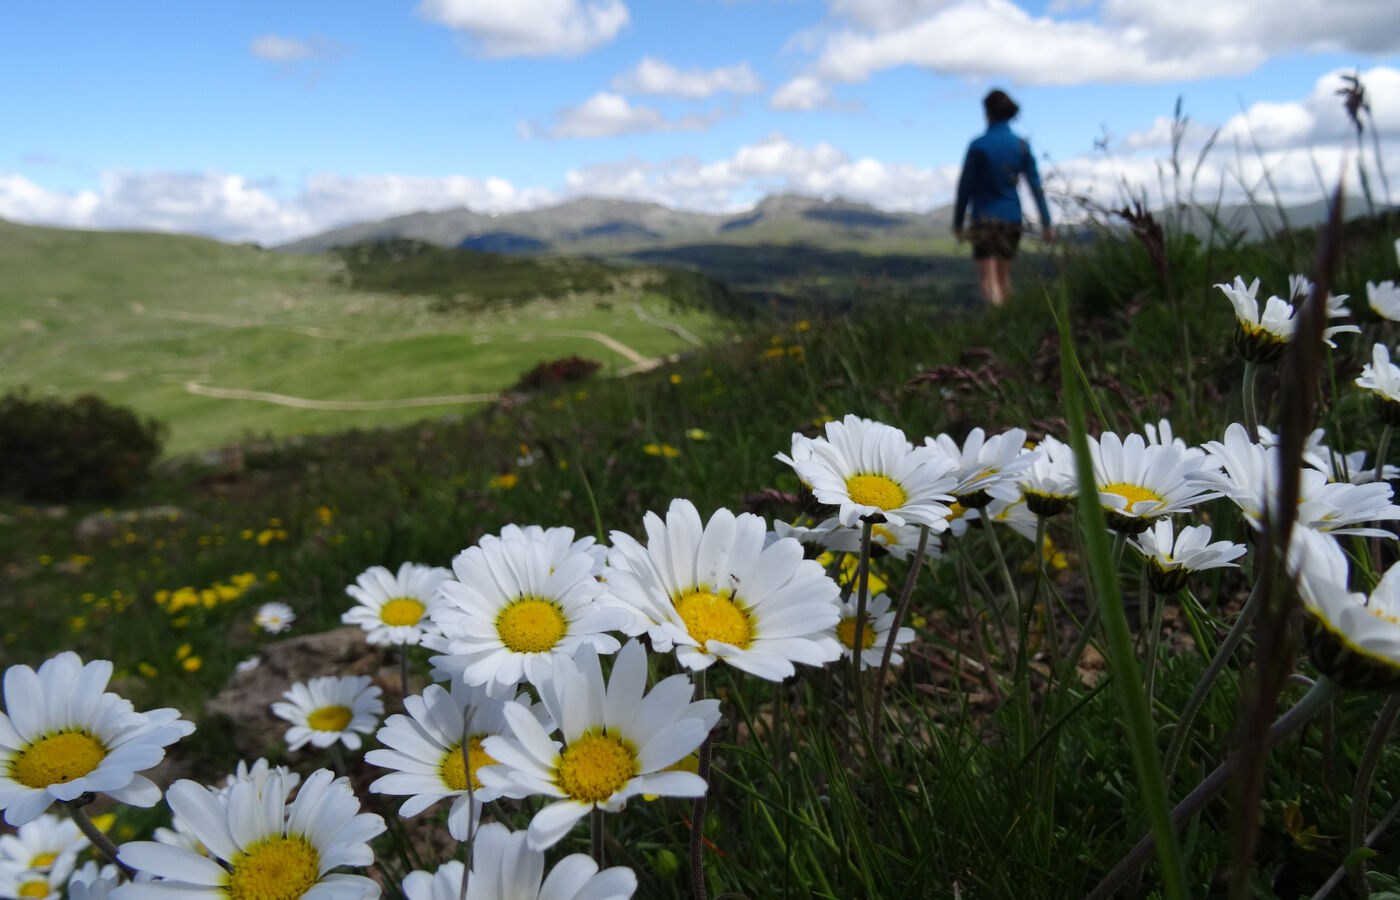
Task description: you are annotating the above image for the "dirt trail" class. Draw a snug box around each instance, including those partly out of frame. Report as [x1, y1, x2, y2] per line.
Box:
[184, 383, 497, 410]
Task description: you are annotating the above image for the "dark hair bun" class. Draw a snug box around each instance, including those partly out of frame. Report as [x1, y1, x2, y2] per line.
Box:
[983, 89, 1019, 123]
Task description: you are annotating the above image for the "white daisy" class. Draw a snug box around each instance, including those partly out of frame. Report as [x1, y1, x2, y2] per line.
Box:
[0, 855, 74, 900]
[0, 812, 87, 874]
[1086, 432, 1221, 534]
[1199, 423, 1400, 538]
[1369, 280, 1400, 321]
[479, 640, 720, 850]
[114, 768, 385, 899]
[0, 652, 195, 826]
[253, 602, 295, 634]
[606, 499, 843, 681]
[425, 534, 632, 697]
[1019, 435, 1077, 516]
[1357, 342, 1400, 425]
[402, 824, 637, 900]
[835, 593, 914, 670]
[66, 862, 119, 900]
[367, 681, 547, 840]
[343, 561, 451, 647]
[923, 427, 1036, 506]
[1217, 276, 1294, 363]
[798, 517, 939, 563]
[1129, 519, 1246, 593]
[1289, 273, 1359, 347]
[1291, 526, 1400, 691]
[155, 759, 301, 856]
[1256, 425, 1398, 484]
[271, 676, 383, 752]
[783, 414, 957, 529]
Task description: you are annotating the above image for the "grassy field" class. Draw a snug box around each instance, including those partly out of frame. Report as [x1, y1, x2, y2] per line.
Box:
[0, 221, 733, 454]
[5, 208, 1400, 899]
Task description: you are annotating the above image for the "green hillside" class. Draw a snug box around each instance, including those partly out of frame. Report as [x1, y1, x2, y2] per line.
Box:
[0, 221, 737, 454]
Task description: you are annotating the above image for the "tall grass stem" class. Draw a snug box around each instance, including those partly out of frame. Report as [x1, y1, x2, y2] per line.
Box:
[871, 524, 931, 756]
[1348, 693, 1400, 895]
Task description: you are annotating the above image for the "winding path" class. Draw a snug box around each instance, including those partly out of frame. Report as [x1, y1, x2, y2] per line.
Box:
[183, 383, 498, 410]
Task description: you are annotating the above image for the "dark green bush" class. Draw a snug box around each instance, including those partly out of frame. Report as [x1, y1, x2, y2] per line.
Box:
[0, 390, 166, 501]
[510, 356, 603, 392]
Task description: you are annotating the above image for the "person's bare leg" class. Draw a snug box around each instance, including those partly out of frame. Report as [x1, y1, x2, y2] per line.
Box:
[995, 257, 1013, 305]
[977, 258, 1004, 306]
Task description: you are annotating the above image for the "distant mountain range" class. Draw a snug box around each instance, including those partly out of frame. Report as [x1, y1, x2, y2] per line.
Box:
[275, 192, 1384, 257]
[276, 194, 958, 255]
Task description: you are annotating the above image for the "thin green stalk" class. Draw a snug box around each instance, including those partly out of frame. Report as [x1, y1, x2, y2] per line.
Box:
[1243, 360, 1261, 437]
[960, 541, 1013, 659]
[1162, 580, 1265, 787]
[690, 668, 712, 900]
[1371, 424, 1393, 573]
[1314, 795, 1400, 899]
[64, 798, 136, 880]
[871, 524, 931, 757]
[1348, 693, 1400, 896]
[1144, 579, 1166, 713]
[1058, 288, 1187, 900]
[851, 519, 875, 723]
[1088, 677, 1341, 900]
[591, 806, 605, 866]
[399, 641, 410, 704]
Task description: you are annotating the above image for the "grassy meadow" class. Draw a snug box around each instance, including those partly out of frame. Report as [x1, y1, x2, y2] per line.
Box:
[5, 206, 1400, 899]
[0, 221, 732, 454]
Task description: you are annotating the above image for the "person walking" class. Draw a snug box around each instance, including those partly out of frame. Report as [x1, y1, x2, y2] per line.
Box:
[953, 89, 1054, 307]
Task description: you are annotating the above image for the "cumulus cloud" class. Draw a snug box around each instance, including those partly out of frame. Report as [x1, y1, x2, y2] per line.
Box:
[770, 76, 833, 110]
[417, 0, 629, 57]
[611, 57, 762, 98]
[810, 0, 1400, 86]
[536, 92, 722, 139]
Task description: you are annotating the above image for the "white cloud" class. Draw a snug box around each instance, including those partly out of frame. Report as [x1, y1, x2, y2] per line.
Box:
[250, 35, 315, 62]
[611, 57, 762, 98]
[417, 0, 629, 57]
[811, 0, 1400, 86]
[770, 76, 833, 110]
[540, 92, 721, 139]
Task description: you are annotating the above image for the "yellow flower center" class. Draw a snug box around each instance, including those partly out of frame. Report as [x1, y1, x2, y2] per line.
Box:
[11, 731, 107, 789]
[845, 474, 907, 511]
[1100, 482, 1163, 509]
[306, 705, 352, 732]
[675, 590, 753, 649]
[947, 502, 969, 521]
[30, 852, 57, 868]
[18, 882, 50, 899]
[557, 731, 639, 804]
[379, 597, 425, 627]
[871, 524, 896, 545]
[441, 737, 496, 792]
[837, 615, 877, 650]
[228, 835, 320, 900]
[496, 597, 568, 654]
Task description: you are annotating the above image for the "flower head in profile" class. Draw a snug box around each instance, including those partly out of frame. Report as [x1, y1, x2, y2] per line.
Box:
[606, 499, 843, 680]
[835, 593, 915, 670]
[426, 533, 633, 697]
[1130, 519, 1246, 593]
[271, 675, 383, 752]
[1368, 280, 1400, 320]
[1289, 273, 1358, 348]
[1292, 526, 1400, 691]
[1256, 425, 1399, 484]
[343, 561, 451, 647]
[1086, 432, 1220, 534]
[1019, 435, 1078, 516]
[368, 681, 547, 840]
[115, 768, 385, 899]
[923, 427, 1037, 507]
[785, 517, 939, 563]
[253, 601, 295, 634]
[782, 414, 957, 528]
[401, 824, 636, 900]
[0, 652, 195, 826]
[1356, 343, 1400, 425]
[1218, 276, 1293, 363]
[481, 641, 719, 849]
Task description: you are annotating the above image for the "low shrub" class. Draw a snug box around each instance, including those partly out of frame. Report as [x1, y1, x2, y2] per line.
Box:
[0, 390, 167, 501]
[509, 355, 603, 392]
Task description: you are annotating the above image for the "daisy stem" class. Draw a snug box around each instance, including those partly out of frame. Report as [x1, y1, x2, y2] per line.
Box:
[1347, 693, 1400, 895]
[871, 524, 931, 757]
[1243, 361, 1261, 436]
[400, 641, 409, 704]
[850, 519, 875, 723]
[690, 668, 712, 900]
[1161, 580, 1264, 788]
[591, 806, 606, 866]
[960, 542, 1013, 663]
[328, 742, 346, 777]
[1143, 580, 1166, 715]
[1087, 676, 1341, 900]
[64, 797, 136, 880]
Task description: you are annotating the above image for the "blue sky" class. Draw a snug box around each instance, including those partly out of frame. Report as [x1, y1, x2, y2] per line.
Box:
[3, 0, 1398, 243]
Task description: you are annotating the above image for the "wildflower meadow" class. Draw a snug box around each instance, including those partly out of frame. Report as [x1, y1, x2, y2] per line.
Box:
[5, 176, 1400, 898]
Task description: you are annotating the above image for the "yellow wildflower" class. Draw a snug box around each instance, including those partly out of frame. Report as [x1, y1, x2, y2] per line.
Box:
[137, 663, 158, 678]
[488, 473, 519, 490]
[175, 643, 192, 660]
[181, 656, 202, 672]
[670, 374, 682, 384]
